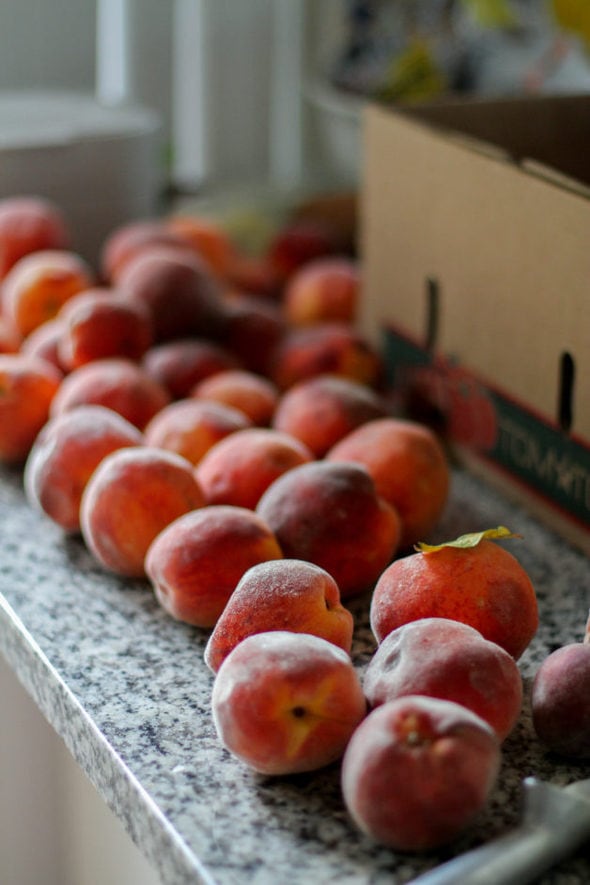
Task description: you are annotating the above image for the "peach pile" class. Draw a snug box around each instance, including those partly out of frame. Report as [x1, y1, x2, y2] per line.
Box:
[1, 194, 550, 860]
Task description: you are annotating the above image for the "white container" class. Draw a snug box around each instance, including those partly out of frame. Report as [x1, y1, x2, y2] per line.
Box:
[0, 91, 162, 267]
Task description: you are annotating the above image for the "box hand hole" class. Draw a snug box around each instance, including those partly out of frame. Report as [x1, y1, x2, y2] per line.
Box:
[425, 276, 439, 353]
[558, 351, 575, 433]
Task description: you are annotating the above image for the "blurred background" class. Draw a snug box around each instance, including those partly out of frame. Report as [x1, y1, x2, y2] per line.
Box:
[1, 2, 590, 883]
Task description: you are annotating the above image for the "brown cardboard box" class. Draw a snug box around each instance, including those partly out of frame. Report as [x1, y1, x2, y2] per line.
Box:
[360, 93, 590, 552]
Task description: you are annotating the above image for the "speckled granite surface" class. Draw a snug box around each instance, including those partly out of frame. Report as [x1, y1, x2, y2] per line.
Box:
[1, 463, 589, 885]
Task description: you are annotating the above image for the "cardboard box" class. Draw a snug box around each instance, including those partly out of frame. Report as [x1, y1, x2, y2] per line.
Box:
[360, 93, 590, 553]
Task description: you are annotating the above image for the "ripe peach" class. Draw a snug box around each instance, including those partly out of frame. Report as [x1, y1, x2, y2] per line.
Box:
[283, 257, 359, 326]
[225, 252, 279, 300]
[272, 374, 389, 458]
[100, 218, 195, 283]
[531, 614, 590, 759]
[24, 404, 143, 532]
[257, 461, 401, 599]
[50, 357, 170, 430]
[145, 505, 282, 627]
[370, 537, 539, 659]
[363, 617, 523, 741]
[0, 354, 62, 463]
[326, 417, 451, 548]
[205, 559, 354, 673]
[166, 214, 236, 280]
[57, 288, 153, 370]
[19, 318, 65, 371]
[80, 445, 205, 577]
[195, 427, 313, 509]
[143, 398, 251, 465]
[268, 322, 383, 391]
[266, 220, 338, 285]
[217, 292, 286, 376]
[0, 315, 21, 353]
[0, 196, 70, 279]
[116, 246, 224, 342]
[192, 369, 279, 426]
[1, 250, 93, 337]
[142, 338, 240, 400]
[341, 695, 501, 851]
[211, 630, 366, 775]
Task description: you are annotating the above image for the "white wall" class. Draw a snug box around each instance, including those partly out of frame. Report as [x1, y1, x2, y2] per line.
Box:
[0, 656, 161, 885]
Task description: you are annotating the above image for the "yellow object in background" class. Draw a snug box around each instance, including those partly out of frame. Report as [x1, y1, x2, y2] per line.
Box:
[551, 0, 590, 48]
[378, 39, 448, 103]
[461, 0, 517, 29]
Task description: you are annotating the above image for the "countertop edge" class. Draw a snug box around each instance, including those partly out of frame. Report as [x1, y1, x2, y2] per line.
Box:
[0, 593, 216, 885]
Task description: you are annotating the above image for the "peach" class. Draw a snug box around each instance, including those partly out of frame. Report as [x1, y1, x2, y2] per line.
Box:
[19, 318, 65, 371]
[143, 398, 251, 465]
[192, 369, 279, 426]
[266, 220, 338, 285]
[49, 357, 170, 430]
[217, 292, 286, 376]
[225, 252, 280, 300]
[100, 218, 196, 283]
[211, 630, 366, 775]
[0, 196, 70, 279]
[326, 417, 451, 548]
[531, 614, 590, 759]
[341, 695, 501, 851]
[256, 461, 401, 599]
[165, 214, 236, 280]
[370, 536, 539, 659]
[205, 559, 354, 673]
[272, 373, 389, 457]
[283, 257, 359, 326]
[57, 288, 153, 370]
[142, 338, 240, 400]
[0, 315, 21, 353]
[24, 404, 143, 532]
[268, 322, 383, 391]
[80, 445, 205, 577]
[116, 246, 224, 342]
[363, 617, 523, 741]
[0, 354, 62, 463]
[195, 427, 313, 509]
[1, 249, 93, 337]
[145, 505, 282, 627]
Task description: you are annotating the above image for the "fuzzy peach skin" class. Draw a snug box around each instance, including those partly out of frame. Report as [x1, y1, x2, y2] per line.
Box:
[2, 249, 93, 337]
[268, 322, 383, 391]
[341, 695, 501, 852]
[142, 338, 240, 400]
[24, 404, 143, 533]
[100, 218, 195, 283]
[272, 373, 389, 458]
[145, 505, 282, 627]
[283, 257, 359, 326]
[0, 354, 62, 463]
[370, 540, 539, 660]
[144, 398, 251, 466]
[195, 427, 314, 509]
[363, 617, 523, 741]
[19, 318, 65, 370]
[57, 288, 153, 369]
[256, 460, 401, 599]
[216, 291, 286, 377]
[192, 369, 279, 426]
[80, 446, 205, 577]
[116, 245, 224, 342]
[326, 417, 450, 549]
[211, 630, 367, 775]
[0, 196, 70, 280]
[50, 357, 171, 430]
[205, 559, 354, 672]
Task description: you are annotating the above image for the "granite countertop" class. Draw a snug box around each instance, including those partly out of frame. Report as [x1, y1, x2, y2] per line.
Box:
[1, 462, 590, 884]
